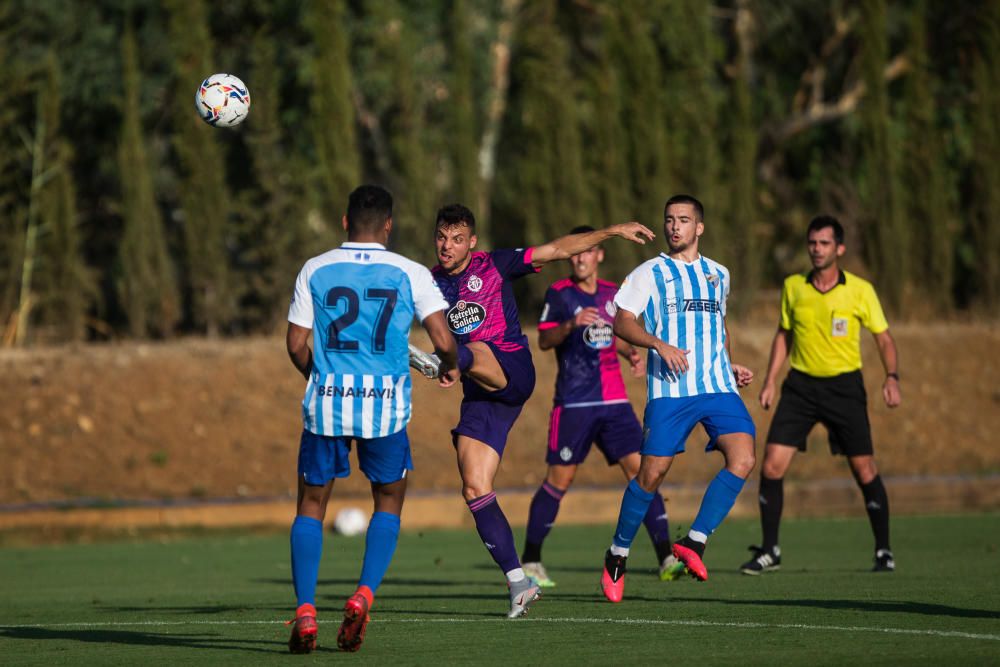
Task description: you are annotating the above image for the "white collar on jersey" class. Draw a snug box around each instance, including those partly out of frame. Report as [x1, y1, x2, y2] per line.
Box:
[340, 242, 387, 250]
[660, 252, 703, 266]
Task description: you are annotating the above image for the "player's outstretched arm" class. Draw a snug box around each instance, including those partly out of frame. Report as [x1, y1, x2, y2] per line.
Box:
[613, 308, 689, 374]
[421, 310, 459, 387]
[758, 327, 791, 409]
[286, 322, 313, 381]
[873, 329, 901, 408]
[530, 222, 655, 267]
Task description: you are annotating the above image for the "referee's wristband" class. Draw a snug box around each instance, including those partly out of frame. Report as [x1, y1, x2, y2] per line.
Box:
[886, 372, 900, 381]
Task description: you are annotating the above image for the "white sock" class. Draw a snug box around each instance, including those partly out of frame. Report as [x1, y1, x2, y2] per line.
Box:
[610, 544, 630, 557]
[688, 530, 708, 544]
[506, 567, 526, 584]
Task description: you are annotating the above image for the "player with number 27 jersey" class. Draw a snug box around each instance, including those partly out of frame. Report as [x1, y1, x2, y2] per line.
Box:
[288, 243, 448, 438]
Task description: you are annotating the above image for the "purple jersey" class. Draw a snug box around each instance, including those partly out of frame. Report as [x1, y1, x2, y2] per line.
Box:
[538, 278, 629, 407]
[432, 249, 539, 351]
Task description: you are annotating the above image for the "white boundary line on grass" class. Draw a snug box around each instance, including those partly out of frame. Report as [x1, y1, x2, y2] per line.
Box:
[1, 617, 998, 642]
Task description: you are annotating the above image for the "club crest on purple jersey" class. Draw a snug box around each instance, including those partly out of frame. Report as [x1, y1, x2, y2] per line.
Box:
[466, 275, 483, 292]
[447, 300, 486, 334]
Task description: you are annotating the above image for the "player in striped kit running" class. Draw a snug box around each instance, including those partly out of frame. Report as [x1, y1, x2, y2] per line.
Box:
[599, 194, 757, 602]
[285, 185, 457, 652]
[521, 226, 684, 588]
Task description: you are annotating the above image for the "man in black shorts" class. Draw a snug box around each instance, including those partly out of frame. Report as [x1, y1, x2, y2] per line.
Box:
[741, 215, 901, 575]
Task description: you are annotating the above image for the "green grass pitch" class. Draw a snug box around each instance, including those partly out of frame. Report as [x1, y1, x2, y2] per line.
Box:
[1, 514, 999, 665]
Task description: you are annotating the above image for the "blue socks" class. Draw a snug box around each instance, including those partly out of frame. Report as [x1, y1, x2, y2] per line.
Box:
[358, 511, 401, 593]
[612, 478, 656, 550]
[468, 492, 521, 574]
[643, 492, 671, 546]
[290, 515, 324, 607]
[691, 469, 746, 539]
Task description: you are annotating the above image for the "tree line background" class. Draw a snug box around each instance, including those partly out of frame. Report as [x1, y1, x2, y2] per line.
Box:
[1, 0, 997, 345]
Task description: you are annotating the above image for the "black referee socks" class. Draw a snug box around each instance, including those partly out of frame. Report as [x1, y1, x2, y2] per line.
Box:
[860, 475, 891, 552]
[759, 476, 784, 551]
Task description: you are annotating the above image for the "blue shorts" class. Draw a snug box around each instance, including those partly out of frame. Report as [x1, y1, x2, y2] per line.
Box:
[298, 429, 413, 485]
[452, 343, 536, 457]
[546, 403, 642, 466]
[642, 393, 756, 457]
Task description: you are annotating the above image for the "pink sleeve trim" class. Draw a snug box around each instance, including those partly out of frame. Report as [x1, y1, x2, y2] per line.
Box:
[524, 247, 542, 272]
[537, 322, 560, 331]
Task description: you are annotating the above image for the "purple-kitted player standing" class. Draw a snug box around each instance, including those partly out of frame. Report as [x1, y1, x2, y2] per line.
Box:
[520, 226, 685, 589]
[429, 204, 654, 618]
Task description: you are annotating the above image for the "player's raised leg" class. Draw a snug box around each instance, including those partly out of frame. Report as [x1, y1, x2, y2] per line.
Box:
[601, 454, 673, 602]
[458, 436, 540, 617]
[673, 429, 755, 582]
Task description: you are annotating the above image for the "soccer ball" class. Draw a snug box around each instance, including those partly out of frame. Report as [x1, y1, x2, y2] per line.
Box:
[195, 73, 251, 127]
[333, 507, 369, 537]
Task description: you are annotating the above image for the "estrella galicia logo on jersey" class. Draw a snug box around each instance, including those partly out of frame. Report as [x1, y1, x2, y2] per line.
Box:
[683, 299, 721, 313]
[447, 300, 486, 334]
[466, 275, 483, 292]
[583, 320, 614, 349]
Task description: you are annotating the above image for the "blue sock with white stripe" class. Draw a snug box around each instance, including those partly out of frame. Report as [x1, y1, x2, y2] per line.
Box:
[358, 511, 401, 593]
[690, 469, 746, 539]
[290, 515, 324, 607]
[611, 479, 656, 553]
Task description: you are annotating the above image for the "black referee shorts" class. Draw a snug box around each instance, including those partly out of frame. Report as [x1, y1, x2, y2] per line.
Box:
[765, 369, 873, 457]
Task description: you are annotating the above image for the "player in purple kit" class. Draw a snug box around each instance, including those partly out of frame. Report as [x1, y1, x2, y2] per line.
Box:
[430, 204, 654, 617]
[520, 226, 685, 588]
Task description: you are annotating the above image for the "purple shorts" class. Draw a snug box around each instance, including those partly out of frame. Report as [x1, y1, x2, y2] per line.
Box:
[452, 343, 536, 456]
[546, 402, 642, 466]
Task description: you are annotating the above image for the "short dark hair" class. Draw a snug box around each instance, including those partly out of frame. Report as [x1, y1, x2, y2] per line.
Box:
[664, 194, 704, 221]
[807, 215, 844, 245]
[436, 203, 476, 233]
[346, 185, 393, 233]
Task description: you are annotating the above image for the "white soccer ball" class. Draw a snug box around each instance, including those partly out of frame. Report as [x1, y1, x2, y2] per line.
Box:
[195, 73, 251, 127]
[333, 507, 369, 537]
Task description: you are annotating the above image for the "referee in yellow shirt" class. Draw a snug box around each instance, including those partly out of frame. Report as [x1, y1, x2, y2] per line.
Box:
[741, 215, 901, 575]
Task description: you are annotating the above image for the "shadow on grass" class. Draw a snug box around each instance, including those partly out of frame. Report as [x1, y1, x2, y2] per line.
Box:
[678, 597, 1000, 620]
[99, 604, 285, 615]
[254, 576, 478, 588]
[0, 627, 292, 654]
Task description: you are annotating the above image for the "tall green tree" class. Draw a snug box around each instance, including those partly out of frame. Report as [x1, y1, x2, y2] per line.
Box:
[117, 22, 180, 338]
[242, 25, 313, 330]
[858, 0, 908, 311]
[0, 3, 26, 336]
[369, 2, 434, 261]
[446, 0, 479, 209]
[609, 0, 667, 226]
[726, 0, 761, 301]
[166, 0, 234, 336]
[969, 1, 1000, 311]
[495, 0, 588, 249]
[305, 0, 359, 228]
[579, 5, 636, 277]
[900, 0, 955, 310]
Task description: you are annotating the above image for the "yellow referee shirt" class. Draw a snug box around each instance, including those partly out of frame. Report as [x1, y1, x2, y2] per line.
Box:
[780, 270, 889, 377]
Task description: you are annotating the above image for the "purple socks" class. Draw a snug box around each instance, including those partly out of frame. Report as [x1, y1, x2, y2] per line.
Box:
[467, 492, 521, 574]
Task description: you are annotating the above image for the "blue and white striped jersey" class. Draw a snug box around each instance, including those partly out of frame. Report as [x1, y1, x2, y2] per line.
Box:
[614, 253, 737, 399]
[287, 242, 448, 438]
